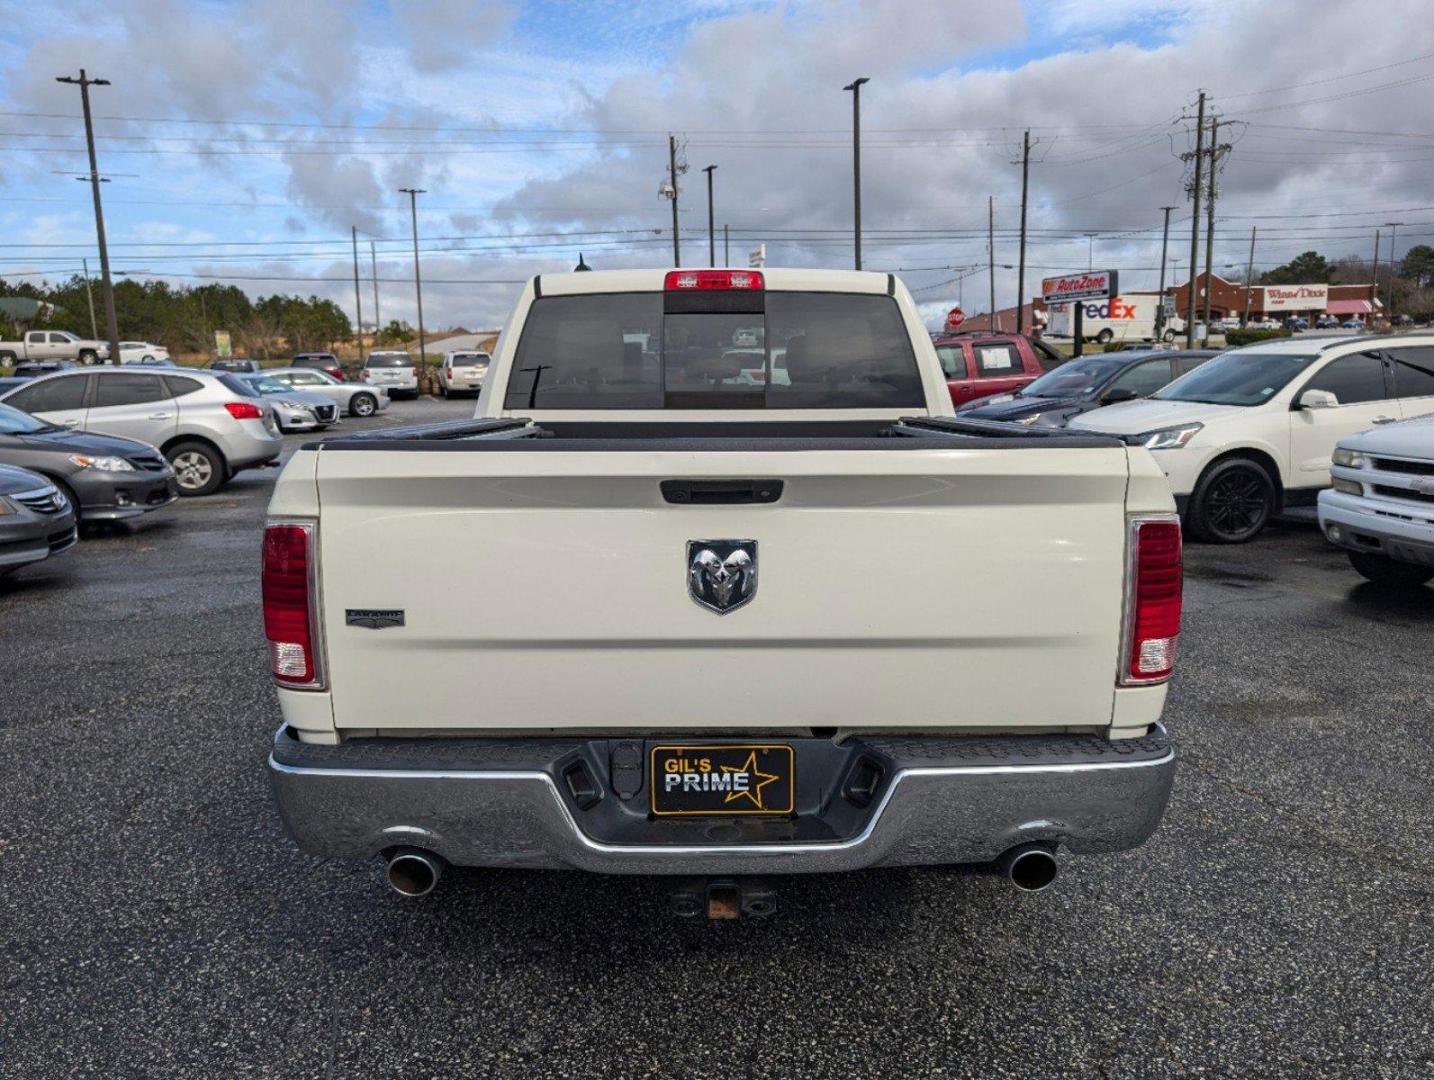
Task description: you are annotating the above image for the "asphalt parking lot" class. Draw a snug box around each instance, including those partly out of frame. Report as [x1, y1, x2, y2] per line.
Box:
[1, 397, 1430, 1078]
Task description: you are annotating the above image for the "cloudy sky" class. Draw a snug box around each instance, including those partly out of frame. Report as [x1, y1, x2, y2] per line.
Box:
[1, 0, 1432, 332]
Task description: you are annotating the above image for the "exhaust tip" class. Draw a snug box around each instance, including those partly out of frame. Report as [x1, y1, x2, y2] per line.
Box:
[385, 849, 443, 898]
[1000, 843, 1059, 893]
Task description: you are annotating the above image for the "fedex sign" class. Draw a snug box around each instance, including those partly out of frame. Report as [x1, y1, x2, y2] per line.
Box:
[1041, 270, 1118, 304]
[1079, 298, 1138, 320]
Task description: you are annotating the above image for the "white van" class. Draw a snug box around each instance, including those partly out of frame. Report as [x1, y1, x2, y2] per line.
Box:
[1049, 294, 1185, 345]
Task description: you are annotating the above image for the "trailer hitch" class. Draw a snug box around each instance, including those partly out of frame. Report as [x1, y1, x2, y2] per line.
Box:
[670, 877, 777, 920]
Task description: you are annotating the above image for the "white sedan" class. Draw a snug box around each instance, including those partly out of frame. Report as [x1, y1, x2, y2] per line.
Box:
[118, 341, 172, 364]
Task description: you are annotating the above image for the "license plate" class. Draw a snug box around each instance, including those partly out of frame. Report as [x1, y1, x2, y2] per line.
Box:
[650, 744, 795, 817]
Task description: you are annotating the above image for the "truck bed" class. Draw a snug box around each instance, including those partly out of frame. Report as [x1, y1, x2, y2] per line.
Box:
[285, 417, 1135, 737]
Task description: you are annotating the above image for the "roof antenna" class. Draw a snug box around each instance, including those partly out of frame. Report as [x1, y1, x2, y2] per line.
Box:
[574, 253, 591, 272]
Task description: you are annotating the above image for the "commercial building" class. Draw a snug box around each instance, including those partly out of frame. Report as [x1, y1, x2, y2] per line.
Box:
[1166, 273, 1380, 324]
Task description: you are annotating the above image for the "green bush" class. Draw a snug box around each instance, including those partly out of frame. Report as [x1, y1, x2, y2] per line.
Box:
[1222, 327, 1293, 347]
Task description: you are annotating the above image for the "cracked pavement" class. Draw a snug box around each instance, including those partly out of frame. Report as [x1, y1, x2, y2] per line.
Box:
[0, 398, 1430, 1078]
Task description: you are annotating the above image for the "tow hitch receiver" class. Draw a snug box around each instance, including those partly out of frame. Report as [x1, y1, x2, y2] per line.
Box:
[671, 878, 777, 920]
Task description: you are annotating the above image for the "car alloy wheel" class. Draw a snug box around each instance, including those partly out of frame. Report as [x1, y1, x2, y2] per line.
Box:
[172, 450, 214, 492]
[1194, 461, 1273, 543]
[352, 393, 377, 417]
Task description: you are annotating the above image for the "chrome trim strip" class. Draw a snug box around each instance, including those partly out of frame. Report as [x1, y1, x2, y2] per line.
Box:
[268, 723, 1173, 859]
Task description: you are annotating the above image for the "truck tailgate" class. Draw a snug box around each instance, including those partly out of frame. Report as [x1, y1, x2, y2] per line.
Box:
[312, 445, 1131, 731]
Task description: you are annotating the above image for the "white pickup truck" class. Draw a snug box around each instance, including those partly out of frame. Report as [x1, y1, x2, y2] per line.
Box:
[264, 268, 1182, 914]
[0, 329, 111, 365]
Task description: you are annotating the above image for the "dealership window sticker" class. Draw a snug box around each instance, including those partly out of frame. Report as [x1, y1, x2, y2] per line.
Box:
[979, 347, 1014, 370]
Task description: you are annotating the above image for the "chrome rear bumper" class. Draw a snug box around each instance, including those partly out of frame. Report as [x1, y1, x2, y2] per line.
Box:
[268, 725, 1176, 875]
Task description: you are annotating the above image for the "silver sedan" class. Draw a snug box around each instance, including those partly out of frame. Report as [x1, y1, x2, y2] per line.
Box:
[237, 375, 340, 432]
[263, 367, 390, 418]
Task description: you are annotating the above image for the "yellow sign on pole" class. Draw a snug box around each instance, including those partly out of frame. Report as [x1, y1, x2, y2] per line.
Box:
[214, 330, 232, 359]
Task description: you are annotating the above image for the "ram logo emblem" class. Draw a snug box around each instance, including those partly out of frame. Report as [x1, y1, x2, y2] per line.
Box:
[687, 540, 758, 614]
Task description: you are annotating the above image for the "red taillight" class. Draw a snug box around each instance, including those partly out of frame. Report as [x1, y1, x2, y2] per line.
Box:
[328, 367, 345, 381]
[262, 523, 321, 687]
[225, 401, 264, 421]
[1124, 519, 1183, 684]
[664, 269, 764, 291]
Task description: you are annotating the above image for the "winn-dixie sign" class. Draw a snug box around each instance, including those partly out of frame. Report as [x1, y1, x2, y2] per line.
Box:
[1263, 284, 1329, 312]
[1041, 271, 1118, 304]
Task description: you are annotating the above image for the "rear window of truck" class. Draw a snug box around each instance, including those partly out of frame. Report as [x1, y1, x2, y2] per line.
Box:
[504, 291, 924, 410]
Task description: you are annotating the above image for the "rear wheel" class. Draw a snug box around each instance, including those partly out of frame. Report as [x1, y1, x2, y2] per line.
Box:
[1187, 457, 1276, 543]
[1162, 329, 1176, 343]
[1096, 328, 1114, 345]
[166, 440, 225, 497]
[350, 392, 378, 417]
[1348, 551, 1434, 587]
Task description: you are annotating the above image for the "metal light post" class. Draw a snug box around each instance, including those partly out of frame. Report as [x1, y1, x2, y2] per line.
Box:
[370, 240, 381, 332]
[843, 76, 869, 270]
[702, 165, 717, 268]
[57, 70, 121, 365]
[1155, 206, 1175, 340]
[81, 256, 98, 339]
[1385, 221, 1403, 322]
[1084, 233, 1097, 271]
[350, 226, 365, 364]
[399, 188, 427, 366]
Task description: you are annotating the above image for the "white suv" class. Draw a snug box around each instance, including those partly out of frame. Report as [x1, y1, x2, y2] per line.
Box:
[1070, 335, 1434, 542]
[438, 351, 489, 397]
[362, 352, 419, 398]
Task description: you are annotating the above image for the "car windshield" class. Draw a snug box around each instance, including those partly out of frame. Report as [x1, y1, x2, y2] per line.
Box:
[1018, 356, 1128, 398]
[300, 369, 339, 384]
[367, 354, 414, 368]
[1153, 350, 1318, 406]
[244, 377, 288, 395]
[450, 354, 486, 367]
[0, 402, 55, 434]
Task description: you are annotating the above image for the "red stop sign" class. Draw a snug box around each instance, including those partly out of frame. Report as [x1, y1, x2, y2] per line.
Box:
[944, 307, 966, 332]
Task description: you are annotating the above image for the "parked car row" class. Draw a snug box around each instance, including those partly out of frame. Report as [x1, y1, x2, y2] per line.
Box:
[0, 359, 401, 579]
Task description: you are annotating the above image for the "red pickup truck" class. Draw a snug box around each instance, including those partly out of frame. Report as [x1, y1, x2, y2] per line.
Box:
[933, 332, 1066, 408]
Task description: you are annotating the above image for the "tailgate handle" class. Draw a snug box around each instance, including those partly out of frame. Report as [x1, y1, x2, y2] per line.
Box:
[660, 479, 784, 505]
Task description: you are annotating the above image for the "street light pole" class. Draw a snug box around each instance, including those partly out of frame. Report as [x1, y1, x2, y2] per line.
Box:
[370, 240, 381, 333]
[81, 256, 98, 339]
[399, 188, 427, 365]
[350, 226, 365, 364]
[668, 135, 681, 266]
[1155, 206, 1175, 340]
[702, 165, 717, 268]
[843, 76, 869, 270]
[57, 69, 120, 365]
[1385, 221, 1403, 321]
[1084, 232, 1097, 271]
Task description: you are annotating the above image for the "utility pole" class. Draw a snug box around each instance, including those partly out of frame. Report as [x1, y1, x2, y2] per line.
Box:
[57, 70, 120, 365]
[370, 240, 380, 332]
[1385, 221, 1403, 321]
[1084, 232, 1097, 271]
[702, 165, 717, 268]
[1155, 206, 1175, 340]
[843, 76, 869, 270]
[1371, 228, 1381, 319]
[1184, 92, 1206, 349]
[350, 226, 365, 364]
[81, 257, 98, 339]
[1017, 129, 1030, 334]
[723, 224, 729, 267]
[668, 135, 681, 266]
[988, 195, 997, 332]
[399, 188, 427, 365]
[1242, 226, 1257, 326]
[1202, 115, 1222, 343]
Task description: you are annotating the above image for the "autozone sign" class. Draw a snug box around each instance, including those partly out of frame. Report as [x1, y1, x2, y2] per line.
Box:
[1041, 270, 1118, 304]
[1263, 284, 1328, 312]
